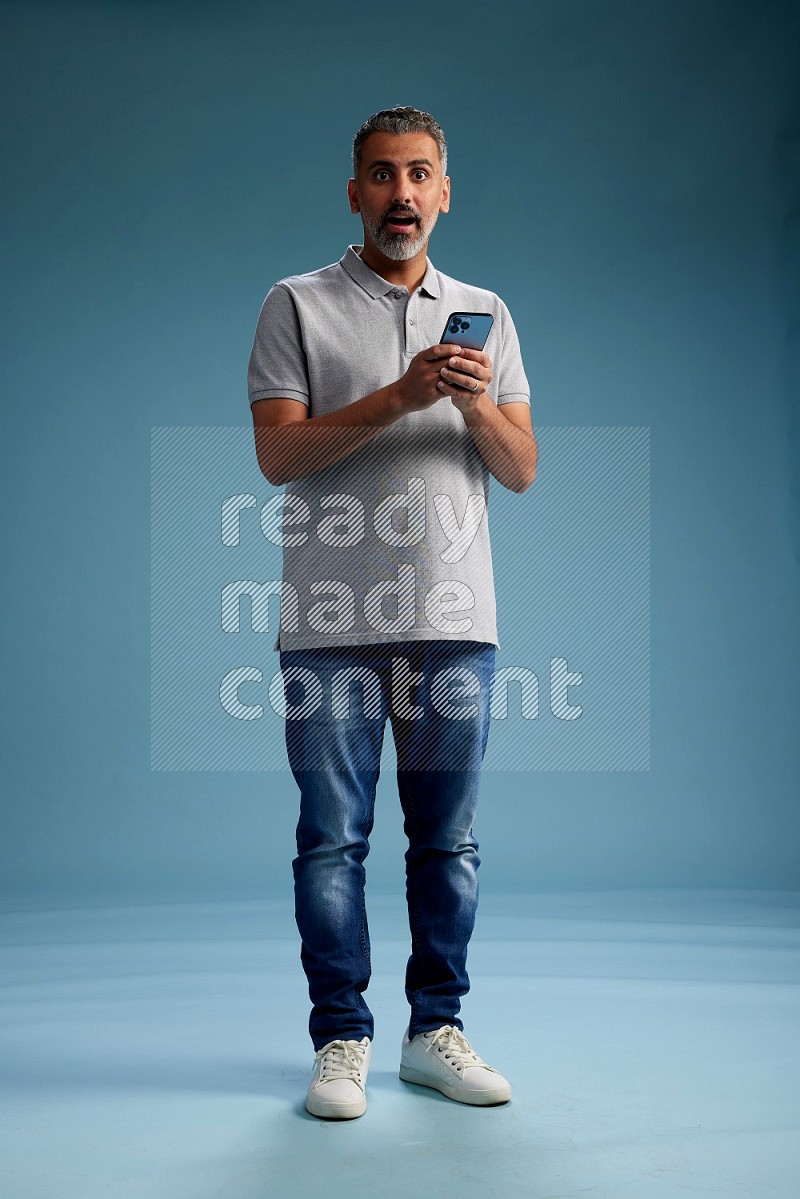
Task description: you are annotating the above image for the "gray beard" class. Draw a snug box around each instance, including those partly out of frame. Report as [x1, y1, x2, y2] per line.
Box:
[362, 212, 437, 261]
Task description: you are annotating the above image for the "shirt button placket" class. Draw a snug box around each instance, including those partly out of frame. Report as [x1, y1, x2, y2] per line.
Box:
[406, 294, 418, 355]
[393, 289, 409, 356]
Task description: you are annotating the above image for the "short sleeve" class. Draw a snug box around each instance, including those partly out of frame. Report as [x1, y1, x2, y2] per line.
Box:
[247, 283, 310, 408]
[495, 298, 531, 407]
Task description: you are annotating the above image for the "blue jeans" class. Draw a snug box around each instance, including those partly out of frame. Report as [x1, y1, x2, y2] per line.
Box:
[279, 638, 496, 1051]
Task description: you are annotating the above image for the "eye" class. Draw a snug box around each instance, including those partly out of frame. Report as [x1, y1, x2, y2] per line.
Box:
[374, 170, 390, 181]
[413, 170, 428, 180]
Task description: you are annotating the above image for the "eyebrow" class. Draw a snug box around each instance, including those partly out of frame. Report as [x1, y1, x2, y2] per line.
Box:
[366, 158, 435, 170]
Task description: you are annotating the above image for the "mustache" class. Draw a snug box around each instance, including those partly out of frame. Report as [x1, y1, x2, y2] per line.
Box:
[382, 208, 420, 223]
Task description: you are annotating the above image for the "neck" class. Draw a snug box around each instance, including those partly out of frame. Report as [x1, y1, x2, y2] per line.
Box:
[357, 241, 428, 293]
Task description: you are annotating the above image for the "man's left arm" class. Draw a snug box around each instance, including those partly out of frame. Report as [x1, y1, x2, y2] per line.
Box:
[440, 348, 538, 493]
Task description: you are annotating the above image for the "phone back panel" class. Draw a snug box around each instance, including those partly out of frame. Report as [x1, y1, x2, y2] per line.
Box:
[441, 312, 494, 352]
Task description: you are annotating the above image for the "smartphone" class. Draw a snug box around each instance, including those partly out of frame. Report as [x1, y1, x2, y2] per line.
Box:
[440, 312, 494, 352]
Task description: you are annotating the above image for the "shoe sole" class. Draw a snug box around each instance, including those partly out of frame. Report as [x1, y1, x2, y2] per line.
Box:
[399, 1063, 511, 1106]
[306, 1093, 366, 1119]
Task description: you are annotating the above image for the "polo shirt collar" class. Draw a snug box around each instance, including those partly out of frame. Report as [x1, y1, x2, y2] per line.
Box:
[341, 244, 440, 299]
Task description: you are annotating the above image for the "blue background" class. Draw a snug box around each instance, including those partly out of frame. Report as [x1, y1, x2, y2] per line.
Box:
[2, 0, 798, 901]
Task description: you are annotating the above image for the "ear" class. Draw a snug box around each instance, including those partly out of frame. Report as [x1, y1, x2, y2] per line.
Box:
[347, 178, 360, 215]
[439, 175, 451, 215]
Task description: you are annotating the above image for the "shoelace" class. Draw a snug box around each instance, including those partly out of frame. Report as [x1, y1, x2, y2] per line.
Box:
[421, 1025, 496, 1074]
[315, 1038, 367, 1087]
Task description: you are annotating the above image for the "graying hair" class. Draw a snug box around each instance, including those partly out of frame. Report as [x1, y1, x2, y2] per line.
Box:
[352, 106, 448, 178]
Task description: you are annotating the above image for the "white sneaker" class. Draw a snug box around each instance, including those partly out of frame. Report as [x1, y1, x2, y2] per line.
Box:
[400, 1025, 511, 1106]
[305, 1036, 372, 1119]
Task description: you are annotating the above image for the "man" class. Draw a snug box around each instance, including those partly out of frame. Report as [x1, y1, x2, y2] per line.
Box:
[248, 106, 537, 1120]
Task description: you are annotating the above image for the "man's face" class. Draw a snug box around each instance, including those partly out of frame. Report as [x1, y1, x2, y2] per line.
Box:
[348, 130, 450, 261]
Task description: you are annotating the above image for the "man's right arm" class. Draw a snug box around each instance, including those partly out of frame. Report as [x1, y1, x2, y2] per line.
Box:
[251, 384, 404, 487]
[251, 343, 463, 487]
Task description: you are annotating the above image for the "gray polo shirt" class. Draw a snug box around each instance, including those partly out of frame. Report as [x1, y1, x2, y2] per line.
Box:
[247, 244, 530, 653]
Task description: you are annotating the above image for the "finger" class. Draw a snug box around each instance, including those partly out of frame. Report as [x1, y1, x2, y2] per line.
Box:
[442, 358, 480, 382]
[439, 365, 474, 381]
[440, 368, 481, 391]
[456, 348, 491, 366]
[430, 343, 462, 358]
[445, 378, 480, 393]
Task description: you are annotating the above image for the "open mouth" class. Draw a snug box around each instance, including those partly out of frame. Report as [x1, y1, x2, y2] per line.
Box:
[385, 213, 417, 233]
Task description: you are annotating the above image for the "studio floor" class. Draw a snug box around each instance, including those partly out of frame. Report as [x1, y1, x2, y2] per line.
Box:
[1, 887, 798, 1198]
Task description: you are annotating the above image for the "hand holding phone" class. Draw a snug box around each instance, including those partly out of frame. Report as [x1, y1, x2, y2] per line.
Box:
[393, 314, 494, 413]
[438, 311, 493, 396]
